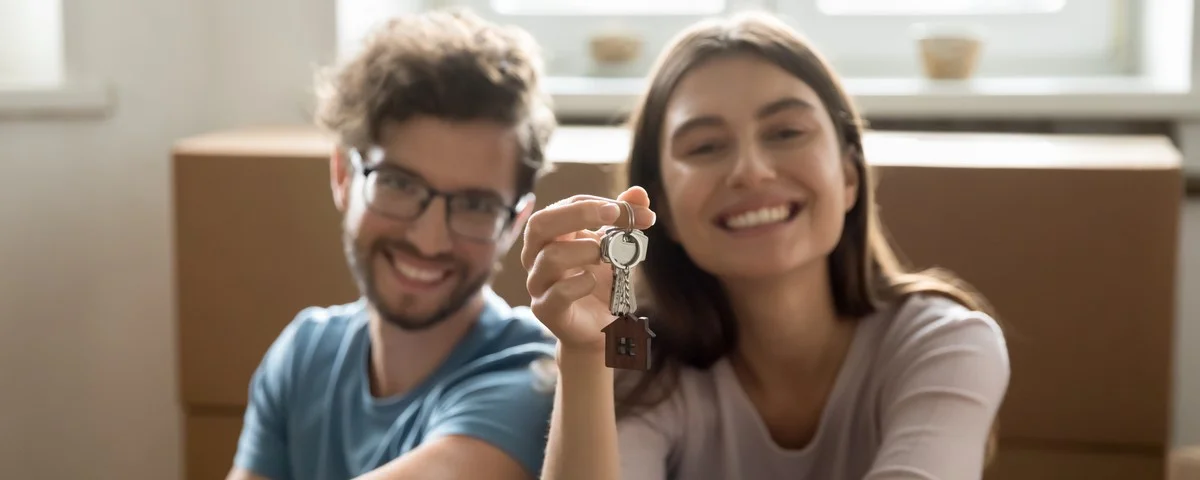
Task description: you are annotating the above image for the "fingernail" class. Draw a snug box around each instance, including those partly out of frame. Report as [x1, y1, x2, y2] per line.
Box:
[600, 204, 620, 223]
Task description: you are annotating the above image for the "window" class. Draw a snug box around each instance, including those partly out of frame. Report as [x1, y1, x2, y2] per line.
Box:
[450, 0, 737, 79]
[816, 0, 1067, 16]
[780, 0, 1121, 78]
[335, 0, 416, 62]
[492, 0, 724, 16]
[616, 337, 637, 356]
[0, 0, 65, 88]
[448, 0, 1125, 79]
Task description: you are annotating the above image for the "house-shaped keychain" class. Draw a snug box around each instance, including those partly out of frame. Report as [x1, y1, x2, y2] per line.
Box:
[602, 314, 656, 371]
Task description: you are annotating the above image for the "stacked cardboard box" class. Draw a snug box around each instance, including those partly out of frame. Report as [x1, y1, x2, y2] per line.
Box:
[173, 126, 1181, 480]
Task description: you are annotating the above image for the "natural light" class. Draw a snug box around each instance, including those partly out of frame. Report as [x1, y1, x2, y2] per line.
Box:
[0, 0, 64, 88]
[491, 0, 1068, 16]
[491, 0, 724, 16]
[817, 0, 1067, 15]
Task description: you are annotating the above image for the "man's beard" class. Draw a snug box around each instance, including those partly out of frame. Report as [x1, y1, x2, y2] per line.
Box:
[344, 234, 489, 331]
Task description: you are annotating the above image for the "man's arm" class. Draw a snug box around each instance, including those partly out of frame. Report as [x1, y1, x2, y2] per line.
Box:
[354, 435, 530, 480]
[357, 352, 556, 480]
[224, 318, 307, 480]
[226, 468, 271, 480]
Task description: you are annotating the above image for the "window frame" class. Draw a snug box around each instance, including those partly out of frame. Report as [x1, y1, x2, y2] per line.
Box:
[448, 0, 768, 79]
[449, 0, 1130, 79]
[777, 0, 1128, 78]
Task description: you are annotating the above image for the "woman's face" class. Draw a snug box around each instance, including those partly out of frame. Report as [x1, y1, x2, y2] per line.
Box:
[657, 54, 859, 281]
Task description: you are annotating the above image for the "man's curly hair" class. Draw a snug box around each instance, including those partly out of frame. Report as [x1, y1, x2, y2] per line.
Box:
[314, 8, 557, 197]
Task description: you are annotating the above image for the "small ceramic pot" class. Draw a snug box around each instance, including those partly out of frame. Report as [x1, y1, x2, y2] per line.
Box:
[911, 23, 985, 80]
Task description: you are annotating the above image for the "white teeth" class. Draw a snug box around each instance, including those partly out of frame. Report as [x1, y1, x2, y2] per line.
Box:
[725, 205, 792, 230]
[394, 261, 445, 283]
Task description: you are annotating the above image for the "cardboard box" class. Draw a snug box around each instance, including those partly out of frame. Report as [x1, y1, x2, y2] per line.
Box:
[173, 126, 1181, 479]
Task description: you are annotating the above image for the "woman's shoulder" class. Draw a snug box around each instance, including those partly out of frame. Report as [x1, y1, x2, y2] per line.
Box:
[864, 293, 1011, 418]
[874, 293, 1009, 366]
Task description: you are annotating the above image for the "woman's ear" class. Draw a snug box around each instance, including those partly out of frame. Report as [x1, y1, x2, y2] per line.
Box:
[841, 147, 861, 213]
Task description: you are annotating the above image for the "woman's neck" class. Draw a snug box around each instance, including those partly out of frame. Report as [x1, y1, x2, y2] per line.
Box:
[722, 260, 857, 390]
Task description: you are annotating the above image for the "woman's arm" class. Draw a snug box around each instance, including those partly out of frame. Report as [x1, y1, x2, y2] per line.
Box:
[542, 347, 676, 480]
[517, 188, 662, 480]
[542, 347, 618, 480]
[866, 308, 1010, 480]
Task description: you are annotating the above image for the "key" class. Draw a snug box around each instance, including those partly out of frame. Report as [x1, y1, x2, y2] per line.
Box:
[609, 264, 634, 316]
[600, 229, 648, 271]
[600, 200, 655, 371]
[601, 228, 646, 315]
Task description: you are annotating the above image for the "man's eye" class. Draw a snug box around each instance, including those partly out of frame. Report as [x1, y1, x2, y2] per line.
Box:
[456, 196, 503, 214]
[377, 172, 423, 194]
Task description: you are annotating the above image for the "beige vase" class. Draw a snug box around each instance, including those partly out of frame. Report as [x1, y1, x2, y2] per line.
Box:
[589, 30, 642, 66]
[912, 23, 984, 80]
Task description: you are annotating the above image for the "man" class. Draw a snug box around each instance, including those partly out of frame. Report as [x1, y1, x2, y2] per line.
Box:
[227, 8, 558, 480]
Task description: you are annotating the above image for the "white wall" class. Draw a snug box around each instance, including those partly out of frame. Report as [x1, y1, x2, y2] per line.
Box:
[1, 2, 1198, 479]
[0, 0, 333, 478]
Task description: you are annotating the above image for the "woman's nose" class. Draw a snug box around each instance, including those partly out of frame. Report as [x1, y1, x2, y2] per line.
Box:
[726, 144, 777, 189]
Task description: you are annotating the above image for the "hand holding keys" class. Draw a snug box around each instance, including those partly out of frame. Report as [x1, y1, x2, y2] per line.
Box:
[519, 187, 657, 368]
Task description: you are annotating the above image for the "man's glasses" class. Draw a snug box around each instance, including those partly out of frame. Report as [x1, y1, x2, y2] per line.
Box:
[349, 147, 530, 242]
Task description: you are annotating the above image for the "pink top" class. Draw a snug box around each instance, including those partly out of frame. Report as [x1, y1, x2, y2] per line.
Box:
[616, 295, 1010, 480]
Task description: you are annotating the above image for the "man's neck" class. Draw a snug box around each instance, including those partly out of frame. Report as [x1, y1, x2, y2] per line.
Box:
[723, 261, 857, 392]
[366, 292, 487, 398]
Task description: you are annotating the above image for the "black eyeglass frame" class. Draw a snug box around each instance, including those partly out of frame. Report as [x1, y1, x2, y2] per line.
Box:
[347, 147, 533, 242]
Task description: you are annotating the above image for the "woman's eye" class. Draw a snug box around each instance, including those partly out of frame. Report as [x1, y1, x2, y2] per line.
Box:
[768, 128, 804, 141]
[687, 142, 724, 156]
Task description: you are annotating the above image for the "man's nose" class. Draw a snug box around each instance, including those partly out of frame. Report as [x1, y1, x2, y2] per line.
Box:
[726, 143, 778, 189]
[405, 197, 454, 257]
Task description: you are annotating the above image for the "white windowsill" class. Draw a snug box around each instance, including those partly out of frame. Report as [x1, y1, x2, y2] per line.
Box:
[0, 80, 116, 120]
[549, 74, 1200, 121]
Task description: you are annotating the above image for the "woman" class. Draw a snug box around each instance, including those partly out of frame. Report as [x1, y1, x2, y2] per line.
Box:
[520, 11, 1009, 480]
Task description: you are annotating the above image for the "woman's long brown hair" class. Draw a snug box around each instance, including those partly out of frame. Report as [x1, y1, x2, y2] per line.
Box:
[618, 11, 1000, 463]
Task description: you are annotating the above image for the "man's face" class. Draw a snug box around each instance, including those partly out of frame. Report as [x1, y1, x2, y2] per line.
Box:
[332, 116, 529, 331]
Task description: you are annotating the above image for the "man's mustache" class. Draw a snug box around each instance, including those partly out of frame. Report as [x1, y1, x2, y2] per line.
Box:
[370, 238, 457, 265]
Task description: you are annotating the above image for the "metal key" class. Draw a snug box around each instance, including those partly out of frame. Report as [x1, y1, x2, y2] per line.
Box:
[601, 229, 648, 271]
[602, 229, 646, 315]
[600, 201, 647, 316]
[599, 200, 655, 371]
[609, 266, 632, 316]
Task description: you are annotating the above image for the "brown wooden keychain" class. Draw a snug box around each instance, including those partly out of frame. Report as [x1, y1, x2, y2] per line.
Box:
[599, 200, 655, 371]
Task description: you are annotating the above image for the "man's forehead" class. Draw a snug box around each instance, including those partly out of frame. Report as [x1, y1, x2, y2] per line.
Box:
[376, 117, 522, 198]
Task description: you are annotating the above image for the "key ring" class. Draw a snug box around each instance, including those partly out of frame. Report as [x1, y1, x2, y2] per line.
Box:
[599, 200, 637, 239]
[618, 200, 635, 235]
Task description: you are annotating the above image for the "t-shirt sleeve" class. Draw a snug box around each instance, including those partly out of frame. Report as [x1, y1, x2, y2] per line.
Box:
[617, 412, 675, 480]
[233, 319, 305, 480]
[866, 305, 1010, 480]
[616, 373, 684, 480]
[424, 355, 557, 478]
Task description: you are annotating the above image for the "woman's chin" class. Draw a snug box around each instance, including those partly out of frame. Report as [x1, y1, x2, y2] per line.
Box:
[703, 254, 821, 283]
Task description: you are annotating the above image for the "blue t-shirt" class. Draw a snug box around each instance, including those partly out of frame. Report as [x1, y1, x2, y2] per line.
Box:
[232, 289, 557, 480]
